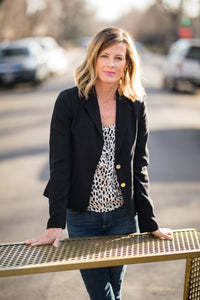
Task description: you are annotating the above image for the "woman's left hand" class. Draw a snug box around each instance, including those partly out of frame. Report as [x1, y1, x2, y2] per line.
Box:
[151, 228, 173, 240]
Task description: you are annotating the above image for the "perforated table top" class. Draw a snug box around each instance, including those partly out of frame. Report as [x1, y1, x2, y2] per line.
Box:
[0, 229, 200, 277]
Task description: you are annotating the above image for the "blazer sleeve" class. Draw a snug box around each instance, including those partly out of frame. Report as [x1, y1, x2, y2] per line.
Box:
[134, 101, 159, 233]
[44, 90, 72, 229]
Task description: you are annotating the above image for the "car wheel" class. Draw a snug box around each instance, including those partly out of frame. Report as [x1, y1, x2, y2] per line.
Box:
[163, 77, 177, 91]
[176, 79, 196, 94]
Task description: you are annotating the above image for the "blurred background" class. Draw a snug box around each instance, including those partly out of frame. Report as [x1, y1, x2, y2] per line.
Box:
[0, 0, 200, 299]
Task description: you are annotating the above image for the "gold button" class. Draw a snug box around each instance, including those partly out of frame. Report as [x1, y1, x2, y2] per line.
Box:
[121, 183, 126, 188]
[116, 164, 121, 169]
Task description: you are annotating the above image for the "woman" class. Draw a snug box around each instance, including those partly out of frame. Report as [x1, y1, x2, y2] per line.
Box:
[26, 27, 172, 300]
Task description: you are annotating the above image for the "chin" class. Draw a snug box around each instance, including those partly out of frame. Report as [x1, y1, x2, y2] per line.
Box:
[100, 78, 119, 85]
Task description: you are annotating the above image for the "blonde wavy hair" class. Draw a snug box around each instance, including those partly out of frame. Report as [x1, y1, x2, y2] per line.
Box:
[75, 27, 145, 101]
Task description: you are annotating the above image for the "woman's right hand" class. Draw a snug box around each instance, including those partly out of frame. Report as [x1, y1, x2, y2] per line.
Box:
[25, 228, 63, 248]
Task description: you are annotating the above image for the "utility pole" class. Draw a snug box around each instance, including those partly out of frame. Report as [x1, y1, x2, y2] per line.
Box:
[176, 0, 184, 38]
[178, 0, 184, 25]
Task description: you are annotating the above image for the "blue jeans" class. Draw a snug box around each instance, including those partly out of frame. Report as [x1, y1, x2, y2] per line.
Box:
[66, 206, 137, 300]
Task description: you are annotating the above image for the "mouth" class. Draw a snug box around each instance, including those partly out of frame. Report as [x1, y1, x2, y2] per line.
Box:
[104, 71, 115, 76]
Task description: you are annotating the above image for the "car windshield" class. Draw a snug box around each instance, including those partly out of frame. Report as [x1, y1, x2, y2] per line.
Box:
[187, 46, 200, 60]
[0, 47, 29, 57]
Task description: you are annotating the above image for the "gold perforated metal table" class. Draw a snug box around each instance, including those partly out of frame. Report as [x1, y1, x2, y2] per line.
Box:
[0, 229, 200, 299]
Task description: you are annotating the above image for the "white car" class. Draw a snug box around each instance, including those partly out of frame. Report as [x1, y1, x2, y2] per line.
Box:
[164, 38, 200, 92]
[0, 38, 48, 85]
[34, 37, 68, 75]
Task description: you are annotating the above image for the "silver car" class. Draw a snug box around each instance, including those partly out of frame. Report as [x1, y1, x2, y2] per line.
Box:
[33, 36, 68, 75]
[0, 38, 48, 85]
[163, 38, 200, 92]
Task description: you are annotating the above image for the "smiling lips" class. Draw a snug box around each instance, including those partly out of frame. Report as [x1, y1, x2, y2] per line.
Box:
[104, 71, 115, 76]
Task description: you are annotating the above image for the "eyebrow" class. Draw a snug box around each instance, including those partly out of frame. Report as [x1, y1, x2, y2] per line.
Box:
[101, 51, 125, 57]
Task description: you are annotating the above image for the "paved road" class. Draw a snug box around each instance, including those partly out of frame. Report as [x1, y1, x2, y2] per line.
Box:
[0, 50, 200, 300]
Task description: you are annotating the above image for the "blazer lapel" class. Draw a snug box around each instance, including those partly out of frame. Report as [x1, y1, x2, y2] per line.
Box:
[84, 91, 131, 158]
[84, 93, 103, 140]
[115, 96, 131, 160]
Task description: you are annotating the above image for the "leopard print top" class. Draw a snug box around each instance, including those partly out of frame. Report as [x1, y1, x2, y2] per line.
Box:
[87, 124, 124, 213]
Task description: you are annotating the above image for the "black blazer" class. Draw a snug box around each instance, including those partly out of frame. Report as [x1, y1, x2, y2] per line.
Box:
[44, 86, 159, 233]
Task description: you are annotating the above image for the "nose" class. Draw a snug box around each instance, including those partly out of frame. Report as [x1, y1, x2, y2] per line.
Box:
[107, 57, 114, 67]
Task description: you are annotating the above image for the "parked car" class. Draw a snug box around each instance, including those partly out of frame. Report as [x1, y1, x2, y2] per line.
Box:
[163, 38, 200, 92]
[33, 36, 68, 75]
[0, 38, 48, 85]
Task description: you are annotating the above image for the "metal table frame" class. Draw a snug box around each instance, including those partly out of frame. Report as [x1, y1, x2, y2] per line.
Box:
[0, 229, 200, 299]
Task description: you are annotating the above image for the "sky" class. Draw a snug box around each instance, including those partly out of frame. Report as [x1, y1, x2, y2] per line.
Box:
[27, 0, 200, 20]
[86, 0, 154, 21]
[86, 0, 200, 21]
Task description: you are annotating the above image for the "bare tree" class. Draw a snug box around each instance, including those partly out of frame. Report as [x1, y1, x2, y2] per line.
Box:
[138, 0, 179, 51]
[0, 0, 95, 42]
[117, 0, 189, 53]
[0, 0, 31, 40]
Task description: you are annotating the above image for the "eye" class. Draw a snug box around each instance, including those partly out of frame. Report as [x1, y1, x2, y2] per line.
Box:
[100, 54, 108, 58]
[115, 56, 123, 61]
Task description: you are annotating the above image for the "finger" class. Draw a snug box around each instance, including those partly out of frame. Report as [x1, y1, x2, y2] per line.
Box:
[151, 228, 173, 240]
[163, 228, 173, 235]
[159, 229, 173, 240]
[30, 240, 50, 246]
[30, 241, 47, 246]
[25, 239, 32, 245]
[161, 232, 173, 240]
[53, 238, 60, 248]
[27, 237, 52, 246]
[25, 237, 40, 245]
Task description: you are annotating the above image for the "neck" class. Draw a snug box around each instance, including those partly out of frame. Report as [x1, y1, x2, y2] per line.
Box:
[95, 82, 118, 103]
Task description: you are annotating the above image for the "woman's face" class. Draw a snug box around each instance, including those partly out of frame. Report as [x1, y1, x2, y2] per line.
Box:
[96, 42, 127, 86]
